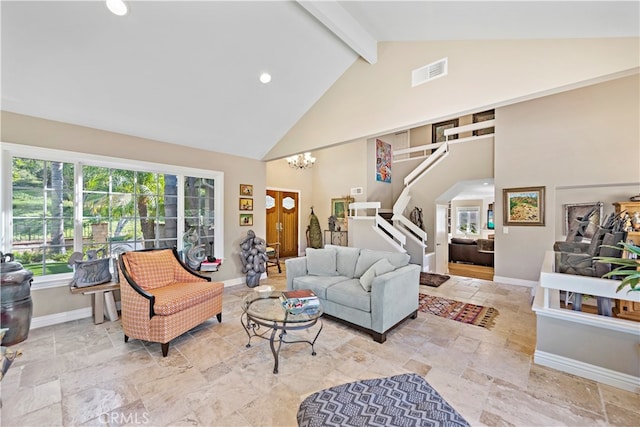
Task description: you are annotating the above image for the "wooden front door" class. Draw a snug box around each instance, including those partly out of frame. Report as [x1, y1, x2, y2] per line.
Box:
[266, 190, 299, 258]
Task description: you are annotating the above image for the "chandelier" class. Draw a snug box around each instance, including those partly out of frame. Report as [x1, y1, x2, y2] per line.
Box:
[286, 152, 316, 169]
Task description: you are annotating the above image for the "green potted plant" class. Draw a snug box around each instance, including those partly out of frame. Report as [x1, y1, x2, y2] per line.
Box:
[596, 242, 640, 293]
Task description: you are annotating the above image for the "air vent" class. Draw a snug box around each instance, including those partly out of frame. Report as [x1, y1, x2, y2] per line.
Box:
[350, 187, 363, 196]
[411, 57, 448, 87]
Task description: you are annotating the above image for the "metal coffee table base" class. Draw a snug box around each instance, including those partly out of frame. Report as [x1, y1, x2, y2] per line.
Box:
[241, 313, 323, 374]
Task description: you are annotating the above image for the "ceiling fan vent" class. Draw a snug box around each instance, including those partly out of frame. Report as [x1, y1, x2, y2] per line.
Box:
[412, 57, 448, 87]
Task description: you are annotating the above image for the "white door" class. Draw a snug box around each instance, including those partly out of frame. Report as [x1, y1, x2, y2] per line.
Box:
[435, 204, 449, 274]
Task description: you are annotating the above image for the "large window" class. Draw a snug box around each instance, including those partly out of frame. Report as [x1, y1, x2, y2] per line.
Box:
[11, 158, 75, 276]
[82, 167, 180, 256]
[1, 144, 223, 286]
[456, 207, 480, 236]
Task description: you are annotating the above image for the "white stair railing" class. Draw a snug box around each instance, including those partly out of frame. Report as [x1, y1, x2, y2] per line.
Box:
[352, 118, 494, 262]
[376, 214, 407, 247]
[403, 142, 450, 189]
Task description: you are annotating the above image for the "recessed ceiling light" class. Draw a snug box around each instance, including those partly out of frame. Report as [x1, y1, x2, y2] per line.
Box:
[106, 0, 128, 16]
[259, 72, 272, 84]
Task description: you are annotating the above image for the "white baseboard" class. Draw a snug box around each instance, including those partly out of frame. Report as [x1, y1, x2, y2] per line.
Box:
[30, 277, 250, 329]
[493, 275, 537, 288]
[31, 307, 93, 329]
[534, 350, 640, 393]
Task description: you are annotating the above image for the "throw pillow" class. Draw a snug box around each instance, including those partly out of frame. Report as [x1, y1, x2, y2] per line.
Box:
[359, 258, 396, 292]
[354, 249, 410, 278]
[306, 248, 338, 276]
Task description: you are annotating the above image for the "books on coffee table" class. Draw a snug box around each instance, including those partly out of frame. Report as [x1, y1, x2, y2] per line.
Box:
[280, 289, 320, 314]
[283, 289, 317, 301]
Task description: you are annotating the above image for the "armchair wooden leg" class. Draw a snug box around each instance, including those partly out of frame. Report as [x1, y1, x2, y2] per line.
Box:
[124, 334, 129, 343]
[161, 342, 170, 357]
[216, 313, 222, 323]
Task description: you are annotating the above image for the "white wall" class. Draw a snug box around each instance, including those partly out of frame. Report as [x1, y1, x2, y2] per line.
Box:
[266, 38, 639, 160]
[495, 75, 640, 282]
[267, 139, 367, 253]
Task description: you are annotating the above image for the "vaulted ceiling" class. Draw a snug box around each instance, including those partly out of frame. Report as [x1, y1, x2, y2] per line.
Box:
[2, 1, 638, 160]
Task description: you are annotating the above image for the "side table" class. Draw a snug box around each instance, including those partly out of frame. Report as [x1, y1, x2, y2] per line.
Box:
[70, 282, 120, 324]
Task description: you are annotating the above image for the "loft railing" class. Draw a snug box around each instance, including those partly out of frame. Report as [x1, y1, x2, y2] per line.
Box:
[350, 118, 495, 258]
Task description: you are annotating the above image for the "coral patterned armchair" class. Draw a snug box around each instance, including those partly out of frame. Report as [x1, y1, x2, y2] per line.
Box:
[118, 248, 224, 356]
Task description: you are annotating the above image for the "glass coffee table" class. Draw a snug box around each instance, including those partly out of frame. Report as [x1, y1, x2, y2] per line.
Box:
[241, 290, 323, 374]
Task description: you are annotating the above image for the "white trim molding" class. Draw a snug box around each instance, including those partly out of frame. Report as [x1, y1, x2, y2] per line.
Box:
[535, 350, 640, 393]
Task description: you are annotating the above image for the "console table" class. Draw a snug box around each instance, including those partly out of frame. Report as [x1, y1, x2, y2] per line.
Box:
[70, 282, 120, 324]
[324, 230, 347, 246]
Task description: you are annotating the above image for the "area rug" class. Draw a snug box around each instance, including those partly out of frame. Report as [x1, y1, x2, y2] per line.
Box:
[418, 294, 498, 328]
[420, 272, 450, 287]
[297, 373, 470, 427]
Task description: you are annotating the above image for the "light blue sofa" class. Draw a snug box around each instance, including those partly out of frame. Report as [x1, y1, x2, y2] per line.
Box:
[285, 245, 420, 343]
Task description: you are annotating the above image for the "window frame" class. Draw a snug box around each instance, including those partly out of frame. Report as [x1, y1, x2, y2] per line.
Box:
[455, 206, 480, 236]
[0, 142, 224, 289]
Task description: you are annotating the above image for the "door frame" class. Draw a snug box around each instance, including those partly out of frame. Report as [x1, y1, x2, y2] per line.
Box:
[266, 186, 302, 257]
[435, 203, 449, 274]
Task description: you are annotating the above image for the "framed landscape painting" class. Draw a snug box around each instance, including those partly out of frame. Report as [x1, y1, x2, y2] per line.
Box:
[503, 186, 545, 226]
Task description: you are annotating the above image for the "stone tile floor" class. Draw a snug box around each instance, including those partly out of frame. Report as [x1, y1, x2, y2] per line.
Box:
[2, 269, 639, 426]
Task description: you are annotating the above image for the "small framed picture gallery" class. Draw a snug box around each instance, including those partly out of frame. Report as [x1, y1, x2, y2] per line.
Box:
[239, 197, 253, 211]
[240, 213, 253, 226]
[240, 184, 253, 197]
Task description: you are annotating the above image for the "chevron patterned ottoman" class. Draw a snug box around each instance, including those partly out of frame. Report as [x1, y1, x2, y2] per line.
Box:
[297, 373, 470, 427]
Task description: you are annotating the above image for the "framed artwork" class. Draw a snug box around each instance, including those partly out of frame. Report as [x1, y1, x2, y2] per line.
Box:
[563, 202, 603, 239]
[503, 186, 546, 226]
[432, 119, 459, 143]
[487, 209, 495, 230]
[240, 184, 253, 197]
[239, 197, 253, 211]
[239, 213, 253, 226]
[375, 139, 392, 183]
[331, 197, 353, 221]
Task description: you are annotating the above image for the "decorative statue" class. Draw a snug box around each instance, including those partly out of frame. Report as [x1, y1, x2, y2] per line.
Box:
[409, 206, 424, 230]
[183, 228, 206, 270]
[328, 215, 337, 232]
[308, 207, 323, 249]
[239, 229, 268, 287]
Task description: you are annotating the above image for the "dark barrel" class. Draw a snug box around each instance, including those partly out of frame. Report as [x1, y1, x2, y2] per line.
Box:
[1, 252, 34, 346]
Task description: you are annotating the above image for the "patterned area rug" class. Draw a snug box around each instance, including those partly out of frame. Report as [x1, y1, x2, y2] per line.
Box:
[297, 373, 470, 427]
[418, 294, 499, 328]
[420, 272, 450, 287]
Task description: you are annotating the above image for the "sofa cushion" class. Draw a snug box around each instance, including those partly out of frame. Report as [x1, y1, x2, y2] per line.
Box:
[149, 281, 224, 315]
[125, 249, 176, 290]
[292, 275, 347, 299]
[354, 249, 410, 278]
[306, 248, 338, 276]
[325, 244, 360, 278]
[326, 279, 371, 312]
[477, 239, 494, 252]
[359, 258, 396, 292]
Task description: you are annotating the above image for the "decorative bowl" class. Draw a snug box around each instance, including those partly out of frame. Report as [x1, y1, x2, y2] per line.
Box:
[281, 298, 307, 315]
[254, 285, 273, 298]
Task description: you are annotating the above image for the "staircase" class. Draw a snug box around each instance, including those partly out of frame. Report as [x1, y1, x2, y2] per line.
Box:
[348, 119, 495, 271]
